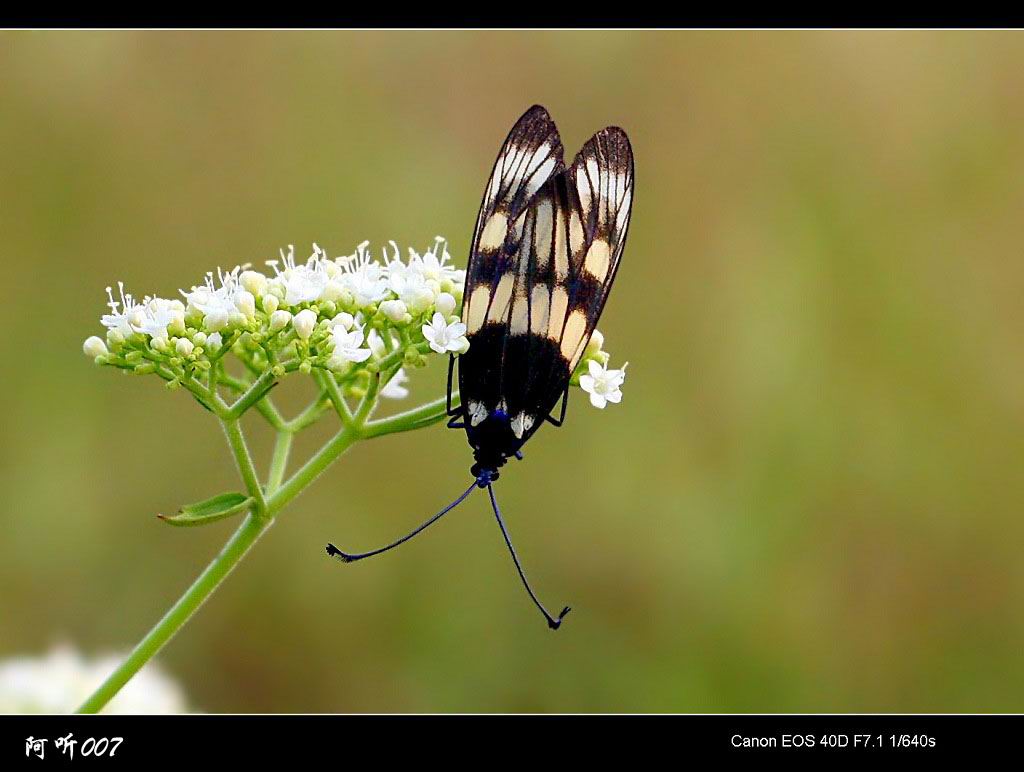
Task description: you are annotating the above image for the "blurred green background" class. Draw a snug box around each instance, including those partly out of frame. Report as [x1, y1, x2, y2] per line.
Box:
[3, 30, 1024, 712]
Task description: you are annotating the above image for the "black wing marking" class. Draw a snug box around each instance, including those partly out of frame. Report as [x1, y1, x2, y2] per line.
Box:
[459, 123, 634, 446]
[462, 105, 564, 340]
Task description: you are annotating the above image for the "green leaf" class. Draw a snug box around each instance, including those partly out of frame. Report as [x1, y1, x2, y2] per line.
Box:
[159, 492, 253, 527]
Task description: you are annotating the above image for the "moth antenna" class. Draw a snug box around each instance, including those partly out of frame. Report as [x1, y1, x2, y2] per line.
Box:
[486, 483, 571, 630]
[326, 480, 477, 563]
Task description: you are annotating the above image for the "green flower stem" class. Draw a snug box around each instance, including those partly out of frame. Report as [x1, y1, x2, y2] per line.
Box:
[221, 419, 267, 512]
[316, 370, 354, 427]
[267, 430, 293, 495]
[362, 391, 460, 438]
[76, 363, 462, 715]
[75, 512, 270, 714]
[220, 373, 285, 429]
[225, 369, 279, 419]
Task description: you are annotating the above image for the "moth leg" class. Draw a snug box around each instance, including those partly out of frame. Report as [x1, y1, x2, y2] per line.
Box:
[447, 415, 465, 429]
[545, 386, 570, 427]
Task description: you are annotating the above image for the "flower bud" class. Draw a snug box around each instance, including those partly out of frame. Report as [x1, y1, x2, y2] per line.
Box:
[240, 270, 267, 297]
[235, 290, 256, 319]
[82, 336, 108, 358]
[206, 332, 223, 350]
[584, 330, 605, 359]
[332, 312, 355, 331]
[204, 309, 229, 332]
[168, 311, 187, 336]
[175, 337, 195, 357]
[269, 310, 292, 332]
[406, 287, 435, 315]
[434, 292, 456, 316]
[292, 309, 317, 340]
[193, 331, 207, 346]
[379, 299, 409, 323]
[262, 293, 280, 314]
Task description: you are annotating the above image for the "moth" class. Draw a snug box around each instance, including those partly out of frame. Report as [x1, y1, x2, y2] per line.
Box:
[327, 105, 634, 629]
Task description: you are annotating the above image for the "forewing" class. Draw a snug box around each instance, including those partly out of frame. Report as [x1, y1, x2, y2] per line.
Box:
[461, 105, 563, 336]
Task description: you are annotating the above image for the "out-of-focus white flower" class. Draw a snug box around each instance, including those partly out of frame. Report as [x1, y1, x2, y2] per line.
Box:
[328, 324, 372, 369]
[206, 332, 223, 350]
[380, 368, 410, 399]
[422, 313, 468, 354]
[292, 309, 318, 340]
[579, 360, 627, 409]
[0, 645, 188, 714]
[175, 338, 194, 357]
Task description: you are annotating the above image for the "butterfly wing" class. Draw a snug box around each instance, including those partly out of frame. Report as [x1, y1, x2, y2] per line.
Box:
[459, 106, 563, 429]
[459, 115, 634, 457]
[508, 127, 634, 444]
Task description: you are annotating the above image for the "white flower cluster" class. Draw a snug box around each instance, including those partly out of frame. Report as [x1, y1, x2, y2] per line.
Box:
[0, 645, 187, 714]
[83, 238, 471, 397]
[83, 236, 626, 408]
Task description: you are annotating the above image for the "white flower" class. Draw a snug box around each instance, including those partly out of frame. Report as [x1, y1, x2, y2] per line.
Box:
[262, 293, 280, 314]
[265, 245, 329, 306]
[206, 332, 223, 351]
[292, 309, 318, 340]
[269, 310, 292, 332]
[579, 360, 627, 409]
[182, 267, 241, 321]
[340, 257, 390, 308]
[0, 644, 188, 714]
[100, 282, 142, 337]
[134, 297, 186, 341]
[422, 312, 468, 354]
[411, 237, 465, 286]
[328, 324, 372, 369]
[175, 338, 194, 357]
[380, 368, 410, 399]
[82, 336, 107, 358]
